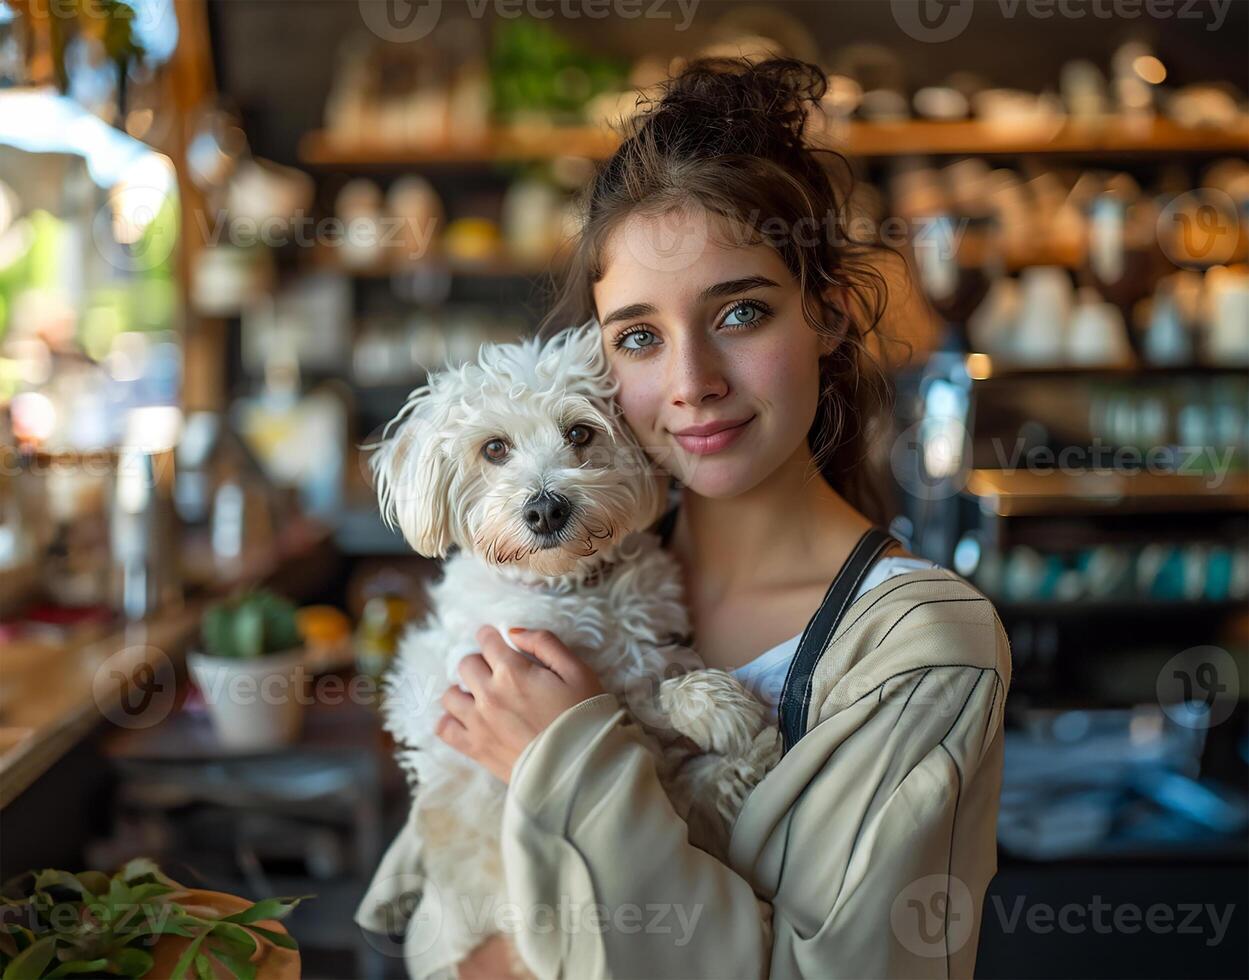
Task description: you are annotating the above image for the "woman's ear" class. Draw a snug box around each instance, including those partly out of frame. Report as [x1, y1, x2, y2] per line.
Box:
[818, 283, 852, 356]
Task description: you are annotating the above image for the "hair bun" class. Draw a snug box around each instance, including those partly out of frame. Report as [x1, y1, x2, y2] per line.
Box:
[635, 57, 827, 161]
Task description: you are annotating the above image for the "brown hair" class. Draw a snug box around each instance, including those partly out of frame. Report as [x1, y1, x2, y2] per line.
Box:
[541, 57, 907, 526]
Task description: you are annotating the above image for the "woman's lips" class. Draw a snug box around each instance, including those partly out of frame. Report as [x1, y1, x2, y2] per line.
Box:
[671, 415, 755, 455]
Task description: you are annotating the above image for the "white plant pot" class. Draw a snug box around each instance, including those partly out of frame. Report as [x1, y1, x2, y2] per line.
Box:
[187, 648, 307, 750]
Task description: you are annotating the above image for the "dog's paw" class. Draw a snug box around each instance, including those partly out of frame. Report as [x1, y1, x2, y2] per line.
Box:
[658, 669, 769, 755]
[668, 724, 781, 857]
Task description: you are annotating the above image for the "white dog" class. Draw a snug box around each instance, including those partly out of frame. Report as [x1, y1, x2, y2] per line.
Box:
[355, 324, 779, 979]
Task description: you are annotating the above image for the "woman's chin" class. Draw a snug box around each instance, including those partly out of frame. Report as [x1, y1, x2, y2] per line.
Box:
[647, 435, 782, 499]
[675, 459, 766, 499]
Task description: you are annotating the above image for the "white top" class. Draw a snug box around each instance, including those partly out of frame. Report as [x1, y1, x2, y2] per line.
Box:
[730, 555, 941, 722]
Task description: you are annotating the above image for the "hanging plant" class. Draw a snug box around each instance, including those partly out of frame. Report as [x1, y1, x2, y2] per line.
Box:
[37, 0, 146, 99]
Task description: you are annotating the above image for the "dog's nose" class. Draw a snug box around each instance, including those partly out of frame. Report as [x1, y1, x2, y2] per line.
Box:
[523, 492, 571, 535]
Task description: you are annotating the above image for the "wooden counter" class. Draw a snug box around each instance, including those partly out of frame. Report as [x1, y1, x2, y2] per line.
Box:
[0, 518, 336, 809]
[0, 608, 200, 808]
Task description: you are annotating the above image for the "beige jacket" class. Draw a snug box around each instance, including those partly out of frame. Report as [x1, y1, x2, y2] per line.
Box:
[501, 568, 1012, 980]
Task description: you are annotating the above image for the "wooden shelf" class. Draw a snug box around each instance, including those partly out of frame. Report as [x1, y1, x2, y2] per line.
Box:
[966, 359, 1249, 380]
[303, 244, 562, 280]
[990, 597, 1245, 617]
[965, 469, 1249, 517]
[298, 125, 620, 167]
[832, 117, 1249, 158]
[298, 117, 1249, 167]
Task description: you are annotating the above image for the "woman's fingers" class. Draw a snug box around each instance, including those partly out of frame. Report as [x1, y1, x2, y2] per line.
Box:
[474, 626, 533, 674]
[456, 652, 492, 696]
[506, 628, 581, 681]
[440, 682, 476, 721]
[434, 711, 469, 746]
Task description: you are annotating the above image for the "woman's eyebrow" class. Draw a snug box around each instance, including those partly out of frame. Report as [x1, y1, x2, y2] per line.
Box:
[699, 276, 780, 301]
[599, 302, 657, 328]
[599, 277, 779, 328]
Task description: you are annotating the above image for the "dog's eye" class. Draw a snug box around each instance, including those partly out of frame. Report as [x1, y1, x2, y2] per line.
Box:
[481, 438, 510, 463]
[566, 425, 595, 447]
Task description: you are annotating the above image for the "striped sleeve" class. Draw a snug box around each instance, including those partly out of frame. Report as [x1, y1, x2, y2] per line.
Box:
[768, 577, 1011, 979]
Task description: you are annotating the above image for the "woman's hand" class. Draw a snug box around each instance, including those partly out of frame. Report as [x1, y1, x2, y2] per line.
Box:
[456, 934, 523, 980]
[435, 626, 606, 783]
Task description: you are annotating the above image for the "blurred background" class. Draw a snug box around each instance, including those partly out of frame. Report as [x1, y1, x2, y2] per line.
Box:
[0, 1, 1246, 977]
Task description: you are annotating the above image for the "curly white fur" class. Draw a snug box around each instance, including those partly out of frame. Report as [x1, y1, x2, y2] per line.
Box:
[359, 324, 780, 979]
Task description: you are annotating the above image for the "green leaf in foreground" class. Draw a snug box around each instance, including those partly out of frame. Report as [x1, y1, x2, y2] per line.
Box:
[241, 925, 297, 951]
[168, 929, 208, 980]
[192, 953, 214, 980]
[1, 860, 309, 979]
[208, 946, 257, 980]
[2, 936, 56, 980]
[43, 958, 108, 977]
[221, 895, 310, 925]
[113, 947, 154, 978]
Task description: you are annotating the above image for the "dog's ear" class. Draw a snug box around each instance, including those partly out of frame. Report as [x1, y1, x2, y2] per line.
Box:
[538, 320, 613, 395]
[565, 318, 608, 372]
[369, 384, 457, 558]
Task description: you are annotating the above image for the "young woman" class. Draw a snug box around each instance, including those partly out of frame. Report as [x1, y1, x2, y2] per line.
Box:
[436, 59, 1011, 979]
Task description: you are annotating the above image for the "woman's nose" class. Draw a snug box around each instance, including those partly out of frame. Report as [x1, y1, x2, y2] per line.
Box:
[668, 337, 728, 406]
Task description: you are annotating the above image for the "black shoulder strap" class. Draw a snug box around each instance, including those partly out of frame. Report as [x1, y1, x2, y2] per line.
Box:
[777, 526, 898, 755]
[657, 503, 679, 548]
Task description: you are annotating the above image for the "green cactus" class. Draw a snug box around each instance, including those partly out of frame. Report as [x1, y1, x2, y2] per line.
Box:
[201, 591, 302, 659]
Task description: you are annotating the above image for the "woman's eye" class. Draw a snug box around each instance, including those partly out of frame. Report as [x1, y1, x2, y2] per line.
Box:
[722, 301, 767, 327]
[615, 328, 658, 354]
[566, 425, 595, 447]
[481, 438, 509, 463]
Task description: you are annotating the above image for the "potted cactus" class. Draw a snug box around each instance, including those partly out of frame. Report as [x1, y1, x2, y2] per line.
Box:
[188, 591, 307, 750]
[0, 858, 307, 979]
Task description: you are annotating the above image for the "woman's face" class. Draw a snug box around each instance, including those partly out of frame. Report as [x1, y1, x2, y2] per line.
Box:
[593, 206, 831, 499]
